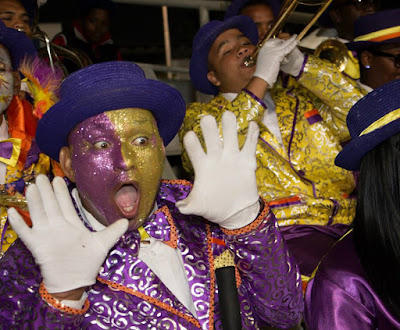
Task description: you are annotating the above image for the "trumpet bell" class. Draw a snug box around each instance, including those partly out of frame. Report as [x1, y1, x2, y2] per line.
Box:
[314, 39, 349, 72]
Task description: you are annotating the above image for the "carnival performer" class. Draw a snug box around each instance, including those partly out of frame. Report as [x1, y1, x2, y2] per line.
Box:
[0, 61, 303, 329]
[180, 15, 366, 282]
[346, 9, 400, 92]
[0, 19, 60, 254]
[305, 78, 400, 329]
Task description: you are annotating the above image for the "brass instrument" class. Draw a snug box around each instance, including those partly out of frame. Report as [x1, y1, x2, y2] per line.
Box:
[314, 39, 350, 72]
[29, 25, 92, 76]
[244, 0, 334, 67]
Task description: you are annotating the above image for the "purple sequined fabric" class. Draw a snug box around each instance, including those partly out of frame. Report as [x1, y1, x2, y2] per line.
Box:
[0, 180, 303, 329]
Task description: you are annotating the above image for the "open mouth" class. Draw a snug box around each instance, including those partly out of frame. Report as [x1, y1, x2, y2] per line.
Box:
[114, 184, 139, 219]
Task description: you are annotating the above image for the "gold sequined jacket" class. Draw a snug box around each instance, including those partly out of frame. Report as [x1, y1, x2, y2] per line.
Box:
[180, 55, 367, 227]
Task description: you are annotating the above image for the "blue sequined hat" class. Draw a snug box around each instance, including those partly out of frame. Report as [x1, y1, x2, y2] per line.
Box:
[36, 61, 186, 161]
[335, 79, 400, 171]
[189, 15, 258, 95]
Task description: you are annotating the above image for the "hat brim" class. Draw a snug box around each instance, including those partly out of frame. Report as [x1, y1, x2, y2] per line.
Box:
[36, 78, 185, 162]
[335, 118, 400, 171]
[189, 15, 258, 95]
[347, 37, 400, 51]
[0, 25, 37, 69]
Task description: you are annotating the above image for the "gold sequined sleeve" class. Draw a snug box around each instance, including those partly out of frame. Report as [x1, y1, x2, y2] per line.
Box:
[298, 55, 367, 142]
[179, 91, 266, 176]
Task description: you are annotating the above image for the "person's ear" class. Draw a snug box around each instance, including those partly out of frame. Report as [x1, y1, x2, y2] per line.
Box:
[207, 70, 221, 88]
[360, 50, 373, 69]
[59, 146, 76, 183]
[12, 71, 21, 96]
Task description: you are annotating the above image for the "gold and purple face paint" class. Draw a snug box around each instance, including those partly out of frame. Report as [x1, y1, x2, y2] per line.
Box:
[68, 108, 165, 229]
[0, 45, 13, 115]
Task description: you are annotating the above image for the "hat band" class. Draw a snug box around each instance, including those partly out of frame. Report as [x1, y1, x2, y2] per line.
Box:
[354, 26, 400, 42]
[360, 108, 400, 136]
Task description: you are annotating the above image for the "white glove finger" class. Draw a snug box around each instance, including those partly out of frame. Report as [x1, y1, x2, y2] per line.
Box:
[200, 115, 222, 157]
[241, 121, 260, 162]
[25, 182, 47, 227]
[35, 174, 63, 221]
[183, 131, 206, 170]
[221, 111, 239, 152]
[176, 195, 198, 215]
[52, 176, 87, 231]
[8, 207, 32, 243]
[279, 36, 298, 56]
[263, 38, 283, 48]
[95, 218, 129, 252]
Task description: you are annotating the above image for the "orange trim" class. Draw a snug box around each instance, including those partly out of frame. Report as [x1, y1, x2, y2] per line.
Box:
[304, 109, 319, 118]
[268, 195, 301, 207]
[97, 277, 201, 328]
[370, 31, 400, 42]
[15, 207, 32, 227]
[156, 205, 178, 249]
[211, 237, 226, 247]
[221, 198, 269, 236]
[39, 283, 90, 315]
[235, 266, 242, 288]
[7, 96, 33, 170]
[161, 179, 193, 188]
[206, 224, 216, 329]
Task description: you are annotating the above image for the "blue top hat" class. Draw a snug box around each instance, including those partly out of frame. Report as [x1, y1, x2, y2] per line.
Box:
[0, 19, 37, 69]
[335, 79, 400, 171]
[189, 15, 258, 95]
[36, 61, 186, 161]
[346, 9, 400, 51]
[224, 0, 282, 19]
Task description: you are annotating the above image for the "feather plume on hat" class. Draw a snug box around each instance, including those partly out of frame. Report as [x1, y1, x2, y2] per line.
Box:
[19, 57, 63, 119]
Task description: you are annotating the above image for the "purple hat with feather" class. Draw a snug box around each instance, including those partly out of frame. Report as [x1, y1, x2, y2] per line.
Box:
[0, 19, 37, 70]
[36, 61, 186, 161]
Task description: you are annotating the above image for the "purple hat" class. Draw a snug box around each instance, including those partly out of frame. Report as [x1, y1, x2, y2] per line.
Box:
[346, 9, 400, 51]
[335, 78, 400, 171]
[0, 19, 37, 69]
[190, 15, 258, 95]
[36, 61, 186, 161]
[224, 0, 282, 19]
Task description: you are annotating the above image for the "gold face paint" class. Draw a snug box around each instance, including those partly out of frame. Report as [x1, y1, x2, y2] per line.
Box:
[69, 108, 165, 230]
[107, 109, 165, 228]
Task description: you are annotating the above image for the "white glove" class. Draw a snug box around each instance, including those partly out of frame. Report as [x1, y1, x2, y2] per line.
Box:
[254, 35, 299, 87]
[280, 46, 305, 77]
[8, 175, 129, 293]
[176, 111, 260, 230]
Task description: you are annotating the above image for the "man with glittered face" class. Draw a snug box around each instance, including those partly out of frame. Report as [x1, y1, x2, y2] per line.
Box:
[0, 61, 303, 328]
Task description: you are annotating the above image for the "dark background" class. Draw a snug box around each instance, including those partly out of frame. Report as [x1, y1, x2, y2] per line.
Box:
[38, 0, 400, 64]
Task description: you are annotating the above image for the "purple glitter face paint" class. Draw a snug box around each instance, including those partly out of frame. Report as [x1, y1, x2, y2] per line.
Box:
[68, 108, 165, 229]
[0, 45, 14, 115]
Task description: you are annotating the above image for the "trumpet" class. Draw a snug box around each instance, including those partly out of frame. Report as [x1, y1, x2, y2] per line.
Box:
[244, 0, 334, 67]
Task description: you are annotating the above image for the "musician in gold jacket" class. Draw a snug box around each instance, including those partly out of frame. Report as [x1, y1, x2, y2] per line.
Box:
[180, 15, 367, 282]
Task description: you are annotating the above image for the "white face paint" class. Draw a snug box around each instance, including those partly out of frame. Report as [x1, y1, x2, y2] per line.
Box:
[0, 45, 14, 115]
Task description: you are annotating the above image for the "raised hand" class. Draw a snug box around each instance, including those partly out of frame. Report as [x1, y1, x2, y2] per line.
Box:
[177, 111, 260, 230]
[254, 34, 299, 87]
[8, 175, 128, 294]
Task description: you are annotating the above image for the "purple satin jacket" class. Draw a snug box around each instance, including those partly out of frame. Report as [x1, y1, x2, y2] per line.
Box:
[305, 231, 400, 329]
[0, 180, 303, 329]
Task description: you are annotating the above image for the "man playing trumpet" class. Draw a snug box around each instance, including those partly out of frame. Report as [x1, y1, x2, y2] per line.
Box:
[181, 15, 367, 282]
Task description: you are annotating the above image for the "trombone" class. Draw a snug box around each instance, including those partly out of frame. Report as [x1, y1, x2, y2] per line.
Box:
[244, 0, 334, 67]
